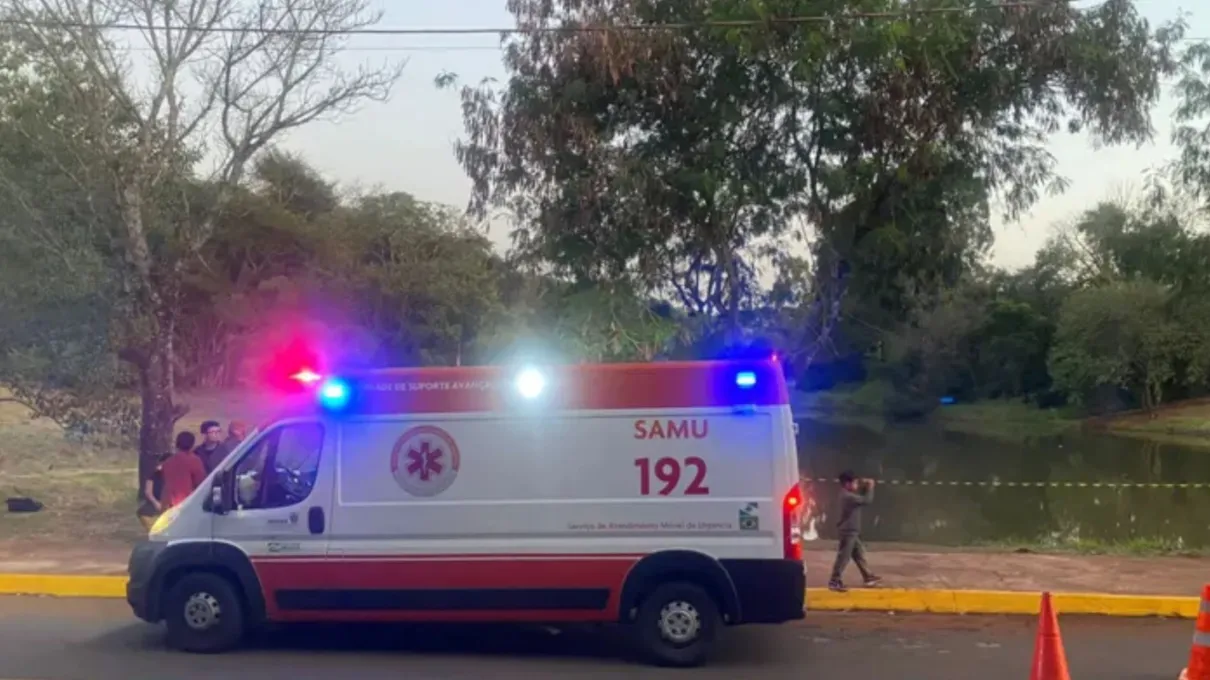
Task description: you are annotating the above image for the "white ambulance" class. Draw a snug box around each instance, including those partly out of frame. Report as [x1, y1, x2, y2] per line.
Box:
[126, 360, 806, 667]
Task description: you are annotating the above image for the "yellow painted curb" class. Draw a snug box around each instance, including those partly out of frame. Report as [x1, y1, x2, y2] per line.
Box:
[0, 574, 1198, 619]
[806, 587, 1201, 618]
[0, 574, 126, 598]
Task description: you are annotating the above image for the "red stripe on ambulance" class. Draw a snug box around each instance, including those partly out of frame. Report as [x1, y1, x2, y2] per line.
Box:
[251, 554, 641, 622]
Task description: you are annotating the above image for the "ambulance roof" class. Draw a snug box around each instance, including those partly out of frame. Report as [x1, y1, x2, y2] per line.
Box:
[269, 360, 788, 420]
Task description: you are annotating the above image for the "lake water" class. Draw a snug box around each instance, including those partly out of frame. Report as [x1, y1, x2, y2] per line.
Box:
[796, 418, 1210, 548]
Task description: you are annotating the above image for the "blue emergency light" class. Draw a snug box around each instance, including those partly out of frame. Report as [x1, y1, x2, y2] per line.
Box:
[735, 371, 757, 389]
[318, 378, 351, 410]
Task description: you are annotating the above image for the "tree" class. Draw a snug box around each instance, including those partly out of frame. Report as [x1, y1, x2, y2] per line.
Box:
[1049, 281, 1185, 411]
[1172, 40, 1210, 208]
[0, 26, 135, 434]
[0, 0, 400, 459]
[881, 282, 986, 408]
[176, 150, 343, 388]
[335, 192, 507, 367]
[447, 0, 1181, 357]
[1037, 200, 1210, 290]
[970, 297, 1053, 400]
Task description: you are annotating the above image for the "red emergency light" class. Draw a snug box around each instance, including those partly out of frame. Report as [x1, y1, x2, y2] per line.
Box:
[291, 369, 323, 384]
[260, 335, 327, 392]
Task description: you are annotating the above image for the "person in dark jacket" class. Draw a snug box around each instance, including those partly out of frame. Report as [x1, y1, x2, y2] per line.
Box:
[828, 470, 882, 592]
[195, 420, 224, 473]
[136, 451, 168, 531]
[203, 420, 247, 474]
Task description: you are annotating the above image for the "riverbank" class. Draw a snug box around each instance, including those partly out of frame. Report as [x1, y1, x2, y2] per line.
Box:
[795, 383, 1210, 446]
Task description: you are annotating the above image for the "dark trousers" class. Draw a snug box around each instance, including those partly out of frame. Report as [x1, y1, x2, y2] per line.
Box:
[830, 533, 873, 582]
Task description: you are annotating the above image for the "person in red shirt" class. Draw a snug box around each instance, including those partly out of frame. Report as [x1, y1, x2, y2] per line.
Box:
[160, 431, 208, 510]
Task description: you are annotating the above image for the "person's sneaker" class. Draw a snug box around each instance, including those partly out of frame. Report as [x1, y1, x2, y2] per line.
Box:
[864, 575, 883, 587]
[828, 580, 848, 592]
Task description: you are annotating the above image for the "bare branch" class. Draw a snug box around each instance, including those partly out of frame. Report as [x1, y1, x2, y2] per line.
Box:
[211, 0, 402, 189]
[1, 0, 401, 257]
[0, 0, 401, 457]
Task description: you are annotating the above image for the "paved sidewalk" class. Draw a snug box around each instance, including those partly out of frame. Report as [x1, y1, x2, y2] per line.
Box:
[0, 538, 1205, 596]
[807, 542, 1209, 596]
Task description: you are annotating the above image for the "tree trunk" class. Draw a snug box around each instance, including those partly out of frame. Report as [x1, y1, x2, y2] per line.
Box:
[133, 307, 180, 504]
[138, 353, 176, 460]
[719, 246, 741, 344]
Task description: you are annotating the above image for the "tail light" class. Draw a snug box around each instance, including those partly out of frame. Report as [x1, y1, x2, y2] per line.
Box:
[783, 483, 805, 561]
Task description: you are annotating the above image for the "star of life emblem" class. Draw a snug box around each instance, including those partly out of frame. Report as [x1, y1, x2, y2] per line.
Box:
[389, 425, 461, 497]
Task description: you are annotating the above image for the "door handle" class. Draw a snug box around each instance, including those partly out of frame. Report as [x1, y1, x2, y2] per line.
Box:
[307, 506, 325, 535]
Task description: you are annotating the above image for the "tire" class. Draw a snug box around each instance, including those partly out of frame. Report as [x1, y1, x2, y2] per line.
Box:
[164, 572, 246, 654]
[632, 581, 721, 668]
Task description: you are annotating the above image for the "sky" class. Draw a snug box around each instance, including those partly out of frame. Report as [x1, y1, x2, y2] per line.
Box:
[276, 0, 1207, 271]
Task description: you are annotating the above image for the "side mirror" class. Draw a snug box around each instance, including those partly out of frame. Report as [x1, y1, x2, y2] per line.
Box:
[206, 477, 229, 515]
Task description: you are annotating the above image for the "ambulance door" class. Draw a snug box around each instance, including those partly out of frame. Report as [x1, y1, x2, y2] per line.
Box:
[212, 419, 333, 608]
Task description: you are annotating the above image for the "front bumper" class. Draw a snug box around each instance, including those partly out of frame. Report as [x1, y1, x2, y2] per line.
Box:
[126, 540, 166, 622]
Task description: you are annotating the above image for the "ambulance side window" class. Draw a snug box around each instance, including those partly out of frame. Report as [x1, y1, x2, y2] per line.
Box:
[232, 423, 324, 510]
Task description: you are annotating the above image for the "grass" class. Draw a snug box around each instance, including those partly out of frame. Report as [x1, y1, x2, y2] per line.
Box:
[932, 401, 1081, 441]
[0, 388, 278, 548]
[794, 382, 1083, 442]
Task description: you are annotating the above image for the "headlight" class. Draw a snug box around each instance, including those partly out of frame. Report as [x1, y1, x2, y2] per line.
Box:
[150, 505, 181, 535]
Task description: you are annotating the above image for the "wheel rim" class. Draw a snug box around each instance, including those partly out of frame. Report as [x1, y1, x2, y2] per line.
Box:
[183, 591, 222, 631]
[657, 600, 701, 645]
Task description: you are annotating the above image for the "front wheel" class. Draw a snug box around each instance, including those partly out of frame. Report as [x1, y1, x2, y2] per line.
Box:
[632, 582, 721, 667]
[164, 572, 245, 653]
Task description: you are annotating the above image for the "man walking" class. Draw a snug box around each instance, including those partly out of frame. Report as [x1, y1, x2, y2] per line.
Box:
[829, 470, 882, 592]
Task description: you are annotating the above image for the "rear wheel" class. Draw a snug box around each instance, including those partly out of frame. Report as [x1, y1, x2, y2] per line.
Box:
[632, 582, 721, 667]
[164, 572, 245, 653]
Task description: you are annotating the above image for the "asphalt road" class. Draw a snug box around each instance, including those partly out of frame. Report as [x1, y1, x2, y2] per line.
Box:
[0, 596, 1193, 679]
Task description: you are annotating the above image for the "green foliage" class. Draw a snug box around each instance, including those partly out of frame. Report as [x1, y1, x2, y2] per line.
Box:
[855, 187, 1210, 422]
[3, 0, 1210, 445]
[972, 298, 1054, 398]
[1049, 281, 1184, 409]
[1032, 198, 1210, 412]
[883, 283, 988, 411]
[337, 193, 506, 366]
[1172, 41, 1210, 208]
[448, 0, 1182, 362]
[545, 286, 682, 362]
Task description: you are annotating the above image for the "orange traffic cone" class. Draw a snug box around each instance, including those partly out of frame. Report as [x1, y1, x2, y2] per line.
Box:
[1029, 592, 1071, 680]
[1182, 585, 1210, 680]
